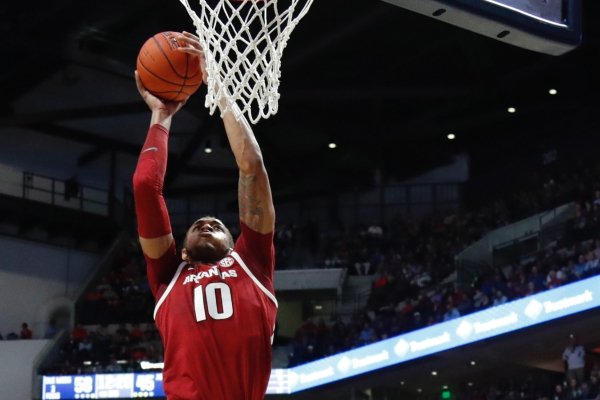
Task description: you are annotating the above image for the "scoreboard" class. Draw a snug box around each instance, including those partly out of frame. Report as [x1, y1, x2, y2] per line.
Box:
[42, 373, 164, 399]
[42, 369, 292, 399]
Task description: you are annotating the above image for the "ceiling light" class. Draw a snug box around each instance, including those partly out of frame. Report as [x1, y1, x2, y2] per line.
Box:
[507, 107, 516, 113]
[447, 133, 456, 140]
[314, 305, 323, 310]
[204, 140, 213, 154]
[417, 388, 422, 393]
[443, 385, 448, 389]
[400, 381, 405, 386]
[549, 88, 558, 95]
[432, 371, 438, 376]
[470, 360, 476, 366]
[468, 382, 473, 387]
[328, 142, 337, 149]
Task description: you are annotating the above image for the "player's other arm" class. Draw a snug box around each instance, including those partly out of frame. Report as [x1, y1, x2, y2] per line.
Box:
[178, 31, 275, 233]
[132, 71, 185, 258]
[222, 105, 275, 234]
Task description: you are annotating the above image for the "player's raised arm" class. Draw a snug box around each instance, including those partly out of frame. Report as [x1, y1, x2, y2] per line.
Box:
[132, 71, 185, 258]
[221, 102, 275, 233]
[179, 31, 275, 234]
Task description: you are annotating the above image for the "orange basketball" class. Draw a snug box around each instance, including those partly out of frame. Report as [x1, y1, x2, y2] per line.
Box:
[136, 31, 203, 102]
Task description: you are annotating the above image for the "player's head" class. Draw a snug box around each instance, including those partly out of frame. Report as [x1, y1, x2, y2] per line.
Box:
[182, 216, 234, 264]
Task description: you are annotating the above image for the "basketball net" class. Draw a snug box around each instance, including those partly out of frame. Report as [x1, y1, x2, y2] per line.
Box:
[178, 0, 314, 124]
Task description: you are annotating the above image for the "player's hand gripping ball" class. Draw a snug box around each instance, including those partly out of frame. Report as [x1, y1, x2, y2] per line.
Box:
[136, 31, 203, 102]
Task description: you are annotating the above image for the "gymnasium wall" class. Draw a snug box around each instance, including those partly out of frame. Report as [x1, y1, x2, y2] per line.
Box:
[0, 235, 99, 338]
[0, 339, 50, 400]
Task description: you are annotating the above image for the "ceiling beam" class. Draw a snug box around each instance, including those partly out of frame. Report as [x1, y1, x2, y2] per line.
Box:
[78, 146, 109, 167]
[20, 123, 207, 165]
[25, 123, 141, 154]
[167, 180, 237, 197]
[179, 165, 237, 178]
[284, 5, 391, 70]
[0, 102, 148, 128]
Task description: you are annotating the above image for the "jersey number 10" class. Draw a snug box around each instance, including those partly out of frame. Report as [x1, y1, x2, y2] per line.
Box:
[194, 283, 234, 322]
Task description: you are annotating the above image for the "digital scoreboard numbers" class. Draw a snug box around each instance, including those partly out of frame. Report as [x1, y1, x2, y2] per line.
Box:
[42, 373, 164, 399]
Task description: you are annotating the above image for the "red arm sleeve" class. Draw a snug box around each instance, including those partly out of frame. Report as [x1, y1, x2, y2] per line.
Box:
[144, 242, 178, 300]
[132, 124, 172, 239]
[234, 221, 275, 292]
[133, 124, 179, 297]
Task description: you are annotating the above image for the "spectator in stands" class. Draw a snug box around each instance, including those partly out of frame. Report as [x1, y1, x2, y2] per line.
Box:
[357, 321, 376, 345]
[563, 334, 586, 384]
[528, 265, 546, 292]
[442, 302, 460, 322]
[44, 318, 59, 339]
[472, 288, 488, 310]
[72, 324, 88, 343]
[566, 377, 584, 400]
[587, 374, 600, 399]
[20, 322, 32, 339]
[546, 269, 563, 289]
[104, 355, 124, 373]
[129, 323, 144, 343]
[492, 288, 508, 306]
[553, 383, 567, 400]
[77, 336, 94, 362]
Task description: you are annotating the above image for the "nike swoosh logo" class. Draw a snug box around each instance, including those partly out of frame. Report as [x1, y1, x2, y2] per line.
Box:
[142, 147, 158, 153]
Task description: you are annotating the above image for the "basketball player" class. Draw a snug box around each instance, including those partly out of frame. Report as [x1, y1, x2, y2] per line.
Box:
[133, 32, 277, 399]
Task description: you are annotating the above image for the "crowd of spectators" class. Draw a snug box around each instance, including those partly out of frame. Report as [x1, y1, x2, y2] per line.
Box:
[287, 215, 600, 367]
[0, 322, 33, 340]
[77, 241, 154, 325]
[43, 322, 163, 375]
[286, 165, 600, 367]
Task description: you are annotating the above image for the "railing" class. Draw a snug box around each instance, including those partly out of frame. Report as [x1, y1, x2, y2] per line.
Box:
[0, 163, 138, 236]
[455, 201, 576, 283]
[22, 172, 109, 216]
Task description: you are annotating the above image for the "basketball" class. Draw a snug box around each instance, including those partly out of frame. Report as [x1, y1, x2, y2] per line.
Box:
[136, 31, 203, 102]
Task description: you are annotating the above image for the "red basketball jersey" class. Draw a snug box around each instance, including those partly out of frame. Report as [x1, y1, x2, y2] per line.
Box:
[147, 223, 277, 400]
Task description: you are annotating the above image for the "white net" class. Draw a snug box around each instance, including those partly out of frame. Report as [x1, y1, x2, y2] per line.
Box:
[178, 0, 314, 124]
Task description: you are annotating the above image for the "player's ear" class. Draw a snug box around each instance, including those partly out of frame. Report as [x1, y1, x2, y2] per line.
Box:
[182, 248, 189, 261]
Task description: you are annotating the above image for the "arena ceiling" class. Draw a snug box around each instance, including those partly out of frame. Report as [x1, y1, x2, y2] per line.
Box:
[1, 0, 599, 202]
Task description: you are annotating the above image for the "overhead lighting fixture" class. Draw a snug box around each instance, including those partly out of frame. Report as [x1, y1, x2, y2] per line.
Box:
[314, 305, 323, 310]
[470, 360, 476, 366]
[447, 133, 456, 140]
[548, 88, 558, 95]
[431, 371, 438, 376]
[204, 140, 213, 154]
[507, 107, 516, 113]
[328, 142, 337, 149]
[468, 382, 474, 387]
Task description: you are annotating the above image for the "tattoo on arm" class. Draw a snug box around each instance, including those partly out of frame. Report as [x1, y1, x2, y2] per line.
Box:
[239, 174, 263, 227]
